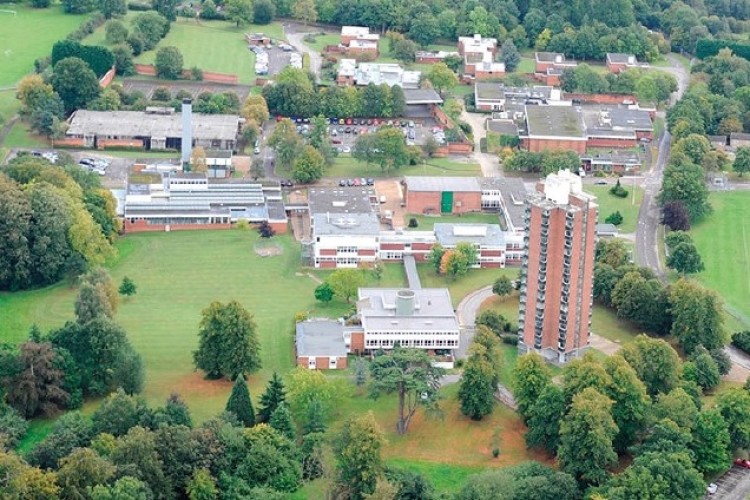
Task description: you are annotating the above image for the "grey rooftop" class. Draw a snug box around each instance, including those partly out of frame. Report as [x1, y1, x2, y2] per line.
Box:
[312, 212, 381, 237]
[295, 320, 348, 357]
[404, 176, 481, 192]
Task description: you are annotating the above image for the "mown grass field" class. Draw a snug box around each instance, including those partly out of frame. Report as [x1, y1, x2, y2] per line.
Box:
[584, 184, 644, 233]
[0, 6, 87, 87]
[1, 230, 328, 421]
[692, 191, 750, 326]
[324, 156, 481, 178]
[418, 266, 518, 308]
[406, 212, 502, 231]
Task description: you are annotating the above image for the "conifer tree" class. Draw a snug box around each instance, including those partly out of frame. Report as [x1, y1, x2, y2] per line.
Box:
[257, 372, 286, 423]
[225, 376, 255, 427]
[269, 403, 296, 441]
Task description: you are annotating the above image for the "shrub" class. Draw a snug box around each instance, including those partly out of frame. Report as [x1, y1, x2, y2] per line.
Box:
[191, 66, 204, 81]
[152, 86, 171, 101]
[127, 0, 152, 10]
[500, 334, 518, 345]
[177, 6, 196, 17]
[605, 211, 623, 226]
[408, 217, 418, 228]
[732, 331, 750, 354]
[609, 179, 628, 198]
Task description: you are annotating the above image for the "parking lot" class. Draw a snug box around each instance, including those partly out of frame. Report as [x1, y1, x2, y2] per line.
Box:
[252, 44, 301, 77]
[707, 465, 750, 499]
[325, 117, 443, 153]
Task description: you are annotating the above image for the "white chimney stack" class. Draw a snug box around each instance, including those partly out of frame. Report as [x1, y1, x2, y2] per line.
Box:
[181, 99, 192, 168]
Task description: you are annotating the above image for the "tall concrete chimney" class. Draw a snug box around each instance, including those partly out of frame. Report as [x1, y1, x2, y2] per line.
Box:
[181, 99, 192, 168]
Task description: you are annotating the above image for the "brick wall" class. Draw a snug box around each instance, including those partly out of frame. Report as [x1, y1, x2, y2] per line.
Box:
[527, 138, 587, 154]
[133, 64, 239, 84]
[54, 137, 85, 148]
[267, 221, 289, 234]
[586, 137, 637, 149]
[350, 331, 365, 353]
[405, 190, 482, 214]
[99, 67, 116, 88]
[124, 220, 232, 233]
[562, 92, 637, 105]
[98, 138, 144, 149]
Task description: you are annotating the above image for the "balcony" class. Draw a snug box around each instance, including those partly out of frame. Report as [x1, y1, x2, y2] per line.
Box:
[538, 274, 547, 284]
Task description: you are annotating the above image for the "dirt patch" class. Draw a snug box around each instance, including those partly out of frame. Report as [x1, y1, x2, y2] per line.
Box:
[374, 179, 406, 228]
[254, 241, 284, 257]
[168, 372, 234, 399]
[725, 363, 750, 383]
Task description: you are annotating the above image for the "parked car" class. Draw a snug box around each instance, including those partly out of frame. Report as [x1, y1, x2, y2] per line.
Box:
[734, 458, 750, 469]
[332, 138, 342, 144]
[339, 179, 347, 187]
[353, 178, 361, 186]
[359, 177, 366, 186]
[344, 127, 352, 134]
[346, 178, 354, 186]
[366, 178, 374, 186]
[254, 147, 261, 155]
[707, 483, 718, 495]
[408, 121, 415, 128]
[408, 129, 416, 140]
[343, 146, 351, 153]
[366, 119, 373, 125]
[345, 118, 352, 125]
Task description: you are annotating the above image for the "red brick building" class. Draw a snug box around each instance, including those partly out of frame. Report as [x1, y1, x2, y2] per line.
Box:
[606, 53, 639, 73]
[295, 320, 349, 370]
[404, 176, 482, 214]
[517, 170, 597, 364]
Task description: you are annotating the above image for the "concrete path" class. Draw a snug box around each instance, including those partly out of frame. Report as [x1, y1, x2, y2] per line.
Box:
[460, 109, 500, 177]
[283, 24, 322, 79]
[589, 333, 622, 356]
[455, 285, 495, 359]
[403, 255, 421, 289]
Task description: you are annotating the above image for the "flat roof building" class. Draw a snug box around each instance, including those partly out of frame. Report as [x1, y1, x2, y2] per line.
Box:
[295, 319, 349, 370]
[606, 53, 639, 73]
[66, 109, 241, 151]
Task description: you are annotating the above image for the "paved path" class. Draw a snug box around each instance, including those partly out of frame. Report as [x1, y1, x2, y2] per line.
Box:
[283, 24, 322, 80]
[403, 255, 421, 289]
[460, 109, 500, 177]
[455, 285, 494, 359]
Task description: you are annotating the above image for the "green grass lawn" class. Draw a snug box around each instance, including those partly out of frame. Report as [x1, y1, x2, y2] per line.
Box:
[584, 184, 644, 233]
[417, 266, 518, 307]
[0, 6, 87, 87]
[692, 192, 750, 326]
[406, 212, 502, 231]
[0, 230, 337, 422]
[591, 304, 640, 344]
[132, 19, 285, 84]
[517, 57, 535, 73]
[305, 33, 340, 53]
[323, 157, 480, 179]
[2, 121, 49, 149]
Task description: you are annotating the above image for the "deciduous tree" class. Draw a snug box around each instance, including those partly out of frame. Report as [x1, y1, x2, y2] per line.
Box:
[253, 0, 275, 24]
[525, 384, 565, 453]
[292, 0, 317, 25]
[426, 63, 459, 96]
[186, 468, 218, 500]
[4, 342, 70, 418]
[226, 0, 253, 27]
[155, 46, 183, 80]
[602, 355, 650, 452]
[513, 353, 552, 422]
[268, 118, 303, 170]
[716, 388, 750, 451]
[292, 145, 325, 183]
[659, 156, 711, 222]
[326, 269, 365, 303]
[333, 412, 385, 499]
[619, 335, 681, 396]
[193, 301, 261, 380]
[662, 200, 691, 231]
[690, 409, 731, 476]
[459, 344, 496, 420]
[492, 276, 513, 299]
[558, 387, 618, 486]
[57, 447, 116, 499]
[669, 278, 725, 354]
[314, 282, 334, 303]
[51, 57, 101, 113]
[734, 147, 750, 177]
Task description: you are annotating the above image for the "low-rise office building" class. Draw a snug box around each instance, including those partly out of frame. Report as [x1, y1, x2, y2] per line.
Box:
[295, 319, 350, 370]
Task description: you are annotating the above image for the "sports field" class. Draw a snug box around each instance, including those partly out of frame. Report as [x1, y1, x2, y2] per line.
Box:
[0, 6, 87, 87]
[692, 191, 750, 326]
[133, 19, 285, 84]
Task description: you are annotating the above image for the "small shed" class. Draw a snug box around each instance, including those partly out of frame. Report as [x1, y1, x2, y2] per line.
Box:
[595, 223, 619, 238]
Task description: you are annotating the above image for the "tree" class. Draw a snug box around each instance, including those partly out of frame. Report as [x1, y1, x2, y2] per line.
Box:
[0, 405, 29, 451]
[292, 0, 317, 25]
[190, 146, 207, 173]
[512, 353, 552, 422]
[500, 39, 521, 72]
[673, 134, 711, 165]
[51, 57, 101, 113]
[118, 276, 137, 297]
[16, 74, 54, 114]
[91, 389, 148, 437]
[669, 278, 725, 354]
[371, 127, 410, 172]
[155, 46, 183, 80]
[732, 147, 750, 177]
[456, 461, 579, 500]
[193, 301, 261, 380]
[652, 388, 699, 431]
[253, 0, 275, 24]
[57, 448, 116, 499]
[428, 244, 445, 274]
[90, 476, 152, 499]
[0, 451, 60, 499]
[662, 200, 691, 231]
[370, 347, 444, 434]
[409, 13, 439, 47]
[131, 12, 170, 51]
[268, 118, 302, 170]
[444, 242, 477, 279]
[105, 20, 129, 43]
[110, 426, 171, 498]
[492, 275, 513, 299]
[269, 403, 295, 441]
[619, 335, 681, 396]
[287, 367, 339, 424]
[459, 344, 496, 420]
[4, 342, 70, 418]
[601, 356, 650, 452]
[314, 282, 334, 303]
[225, 376, 256, 426]
[226, 0, 253, 27]
[302, 396, 326, 436]
[186, 468, 218, 500]
[292, 145, 325, 183]
[525, 384, 565, 453]
[667, 241, 704, 274]
[691, 409, 731, 476]
[426, 63, 459, 96]
[326, 269, 365, 303]
[595, 238, 629, 268]
[558, 388, 618, 487]
[257, 372, 286, 423]
[333, 412, 385, 499]
[716, 388, 750, 450]
[391, 38, 418, 63]
[28, 411, 94, 470]
[0, 175, 32, 291]
[595, 451, 704, 500]
[152, 0, 178, 21]
[604, 211, 623, 226]
[659, 158, 711, 222]
[75, 283, 113, 324]
[685, 347, 721, 392]
[99, 0, 126, 19]
[353, 358, 368, 387]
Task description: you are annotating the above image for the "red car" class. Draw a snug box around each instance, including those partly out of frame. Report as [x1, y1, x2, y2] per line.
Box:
[734, 458, 750, 469]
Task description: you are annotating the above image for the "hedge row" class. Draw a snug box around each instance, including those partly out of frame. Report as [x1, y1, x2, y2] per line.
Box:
[696, 38, 750, 61]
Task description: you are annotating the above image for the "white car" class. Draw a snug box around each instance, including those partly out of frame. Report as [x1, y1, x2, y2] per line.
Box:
[253, 147, 261, 155]
[707, 483, 718, 495]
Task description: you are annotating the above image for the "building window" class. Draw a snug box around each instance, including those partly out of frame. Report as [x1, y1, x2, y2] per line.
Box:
[308, 358, 316, 369]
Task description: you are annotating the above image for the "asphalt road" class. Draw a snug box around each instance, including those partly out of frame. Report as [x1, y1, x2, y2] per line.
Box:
[455, 285, 495, 359]
[283, 23, 323, 80]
